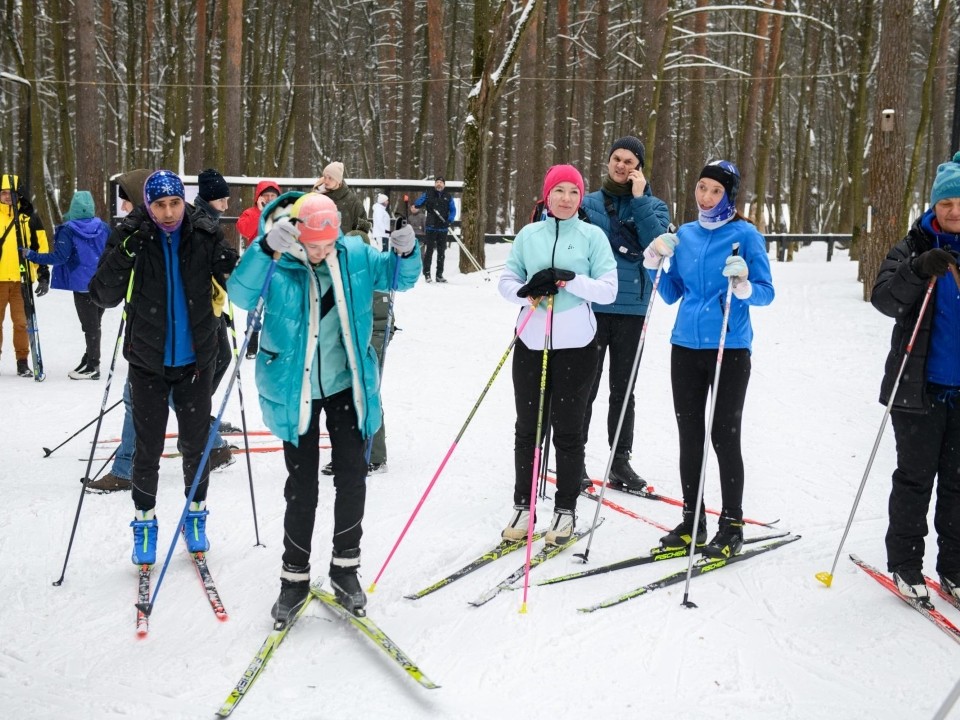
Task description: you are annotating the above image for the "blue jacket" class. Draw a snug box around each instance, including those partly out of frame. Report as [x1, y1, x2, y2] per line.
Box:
[227, 220, 420, 444]
[27, 218, 109, 292]
[581, 185, 670, 316]
[654, 218, 774, 351]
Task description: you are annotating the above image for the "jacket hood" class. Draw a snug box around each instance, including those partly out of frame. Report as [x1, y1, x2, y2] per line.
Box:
[255, 179, 282, 201]
[117, 169, 152, 204]
[64, 191, 95, 221]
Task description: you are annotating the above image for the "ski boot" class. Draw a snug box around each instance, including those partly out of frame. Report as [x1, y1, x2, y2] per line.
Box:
[544, 507, 575, 546]
[702, 511, 744, 559]
[659, 510, 707, 551]
[131, 509, 158, 565]
[183, 501, 210, 553]
[272, 563, 311, 629]
[329, 549, 366, 616]
[607, 452, 646, 492]
[502, 504, 532, 542]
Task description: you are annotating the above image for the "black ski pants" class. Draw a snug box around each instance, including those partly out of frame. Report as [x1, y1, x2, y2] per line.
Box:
[671, 345, 751, 520]
[73, 292, 104, 366]
[211, 316, 232, 394]
[582, 312, 645, 455]
[512, 339, 599, 511]
[281, 391, 367, 570]
[129, 363, 213, 511]
[887, 388, 960, 576]
[423, 229, 447, 278]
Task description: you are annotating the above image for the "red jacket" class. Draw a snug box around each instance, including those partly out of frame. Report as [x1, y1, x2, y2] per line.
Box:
[236, 180, 281, 246]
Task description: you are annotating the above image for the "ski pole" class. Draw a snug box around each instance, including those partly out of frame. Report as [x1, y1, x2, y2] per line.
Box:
[225, 302, 264, 547]
[681, 242, 740, 608]
[932, 674, 960, 720]
[53, 269, 136, 586]
[537, 396, 553, 501]
[816, 275, 937, 588]
[138, 258, 279, 617]
[576, 262, 664, 564]
[42, 399, 122, 457]
[368, 299, 542, 593]
[520, 295, 554, 614]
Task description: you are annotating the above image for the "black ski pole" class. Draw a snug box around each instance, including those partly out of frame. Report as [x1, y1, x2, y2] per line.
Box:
[53, 269, 136, 586]
[42, 399, 122, 457]
[225, 301, 263, 547]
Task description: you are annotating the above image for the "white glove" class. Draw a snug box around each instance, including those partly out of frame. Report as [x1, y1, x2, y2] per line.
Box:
[642, 245, 663, 270]
[722, 255, 749, 279]
[732, 279, 752, 300]
[651, 233, 679, 258]
[265, 217, 300, 253]
[389, 223, 416, 255]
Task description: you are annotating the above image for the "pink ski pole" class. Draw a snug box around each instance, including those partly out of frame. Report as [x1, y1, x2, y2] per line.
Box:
[368, 299, 542, 593]
[520, 295, 554, 613]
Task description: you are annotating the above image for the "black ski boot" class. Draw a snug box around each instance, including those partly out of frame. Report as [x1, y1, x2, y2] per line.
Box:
[608, 452, 646, 492]
[271, 563, 311, 629]
[659, 510, 707, 551]
[580, 465, 592, 493]
[702, 511, 745, 559]
[330, 548, 366, 616]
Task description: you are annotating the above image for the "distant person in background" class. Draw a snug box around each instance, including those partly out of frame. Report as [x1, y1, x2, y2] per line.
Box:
[313, 162, 371, 237]
[22, 190, 108, 379]
[371, 193, 391, 251]
[871, 151, 960, 604]
[646, 160, 773, 559]
[413, 177, 456, 283]
[236, 179, 281, 248]
[86, 169, 150, 494]
[235, 178, 281, 359]
[0, 173, 49, 377]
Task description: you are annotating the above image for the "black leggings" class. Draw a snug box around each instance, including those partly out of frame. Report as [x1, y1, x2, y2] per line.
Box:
[512, 340, 599, 511]
[74, 292, 104, 365]
[671, 345, 751, 519]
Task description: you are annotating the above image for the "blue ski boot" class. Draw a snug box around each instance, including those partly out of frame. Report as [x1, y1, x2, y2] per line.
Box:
[183, 501, 210, 553]
[131, 509, 158, 565]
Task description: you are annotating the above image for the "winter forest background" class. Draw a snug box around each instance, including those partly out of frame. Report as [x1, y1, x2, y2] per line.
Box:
[1, 0, 959, 296]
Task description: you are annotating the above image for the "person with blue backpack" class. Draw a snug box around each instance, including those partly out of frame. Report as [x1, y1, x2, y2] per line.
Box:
[22, 190, 109, 379]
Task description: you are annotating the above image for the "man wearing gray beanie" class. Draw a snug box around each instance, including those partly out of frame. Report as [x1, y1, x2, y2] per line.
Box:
[580, 136, 671, 492]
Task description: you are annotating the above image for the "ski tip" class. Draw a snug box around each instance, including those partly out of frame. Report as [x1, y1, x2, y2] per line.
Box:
[646, 485, 655, 493]
[217, 612, 230, 622]
[135, 601, 153, 617]
[815, 571, 833, 588]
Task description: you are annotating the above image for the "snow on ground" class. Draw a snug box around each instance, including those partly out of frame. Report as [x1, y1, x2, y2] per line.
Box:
[1, 241, 957, 719]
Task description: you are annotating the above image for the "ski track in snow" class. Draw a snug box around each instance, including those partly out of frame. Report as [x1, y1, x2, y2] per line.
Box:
[3, 244, 960, 719]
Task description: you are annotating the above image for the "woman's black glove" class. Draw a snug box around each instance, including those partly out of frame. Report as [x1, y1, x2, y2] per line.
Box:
[913, 248, 956, 279]
[517, 268, 575, 298]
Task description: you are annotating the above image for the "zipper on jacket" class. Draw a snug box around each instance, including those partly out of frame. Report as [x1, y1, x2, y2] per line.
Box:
[311, 266, 327, 401]
[164, 232, 176, 363]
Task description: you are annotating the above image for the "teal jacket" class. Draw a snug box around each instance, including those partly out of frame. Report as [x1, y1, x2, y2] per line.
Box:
[228, 204, 420, 444]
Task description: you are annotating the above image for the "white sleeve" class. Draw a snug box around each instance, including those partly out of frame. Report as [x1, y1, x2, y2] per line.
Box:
[498, 267, 530, 306]
[561, 268, 618, 305]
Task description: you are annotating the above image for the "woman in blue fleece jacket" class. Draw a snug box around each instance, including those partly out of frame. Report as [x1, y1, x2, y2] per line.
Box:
[498, 164, 617, 547]
[645, 160, 774, 559]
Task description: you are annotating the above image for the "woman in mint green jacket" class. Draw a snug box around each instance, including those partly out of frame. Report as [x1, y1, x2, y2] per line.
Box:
[228, 191, 420, 623]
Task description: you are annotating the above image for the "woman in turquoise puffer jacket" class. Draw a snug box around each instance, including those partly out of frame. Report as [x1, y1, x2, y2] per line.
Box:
[228, 191, 420, 625]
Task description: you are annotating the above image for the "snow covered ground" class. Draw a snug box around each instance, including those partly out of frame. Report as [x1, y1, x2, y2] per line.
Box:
[2, 240, 956, 719]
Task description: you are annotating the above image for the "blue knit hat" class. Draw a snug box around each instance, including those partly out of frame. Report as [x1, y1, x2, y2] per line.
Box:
[143, 170, 185, 206]
[931, 152, 960, 207]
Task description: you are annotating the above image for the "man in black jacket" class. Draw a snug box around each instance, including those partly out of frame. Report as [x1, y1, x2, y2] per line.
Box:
[89, 170, 238, 566]
[413, 177, 456, 283]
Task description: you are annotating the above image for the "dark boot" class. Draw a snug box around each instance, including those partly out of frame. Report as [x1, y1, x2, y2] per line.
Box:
[702, 511, 745, 559]
[330, 548, 366, 616]
[608, 452, 646, 491]
[271, 563, 311, 628]
[659, 510, 707, 550]
[580, 465, 592, 493]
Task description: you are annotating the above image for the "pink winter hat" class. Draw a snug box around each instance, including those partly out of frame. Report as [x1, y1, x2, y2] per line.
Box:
[541, 164, 585, 209]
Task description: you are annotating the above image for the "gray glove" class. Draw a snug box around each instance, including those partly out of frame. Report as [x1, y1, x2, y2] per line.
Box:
[389, 223, 416, 255]
[265, 217, 300, 254]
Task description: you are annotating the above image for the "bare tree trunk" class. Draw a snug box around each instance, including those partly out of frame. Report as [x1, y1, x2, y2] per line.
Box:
[679, 0, 708, 223]
[426, 0, 447, 175]
[553, 0, 569, 166]
[847, 0, 875, 263]
[751, 0, 784, 233]
[641, 0, 668, 179]
[513, 5, 539, 229]
[861, 0, 912, 301]
[400, 0, 417, 178]
[292, 2, 313, 178]
[187, 0, 207, 172]
[75, 0, 104, 213]
[589, 0, 609, 183]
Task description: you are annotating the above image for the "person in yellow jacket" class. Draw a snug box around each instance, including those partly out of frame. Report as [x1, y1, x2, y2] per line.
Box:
[0, 174, 49, 377]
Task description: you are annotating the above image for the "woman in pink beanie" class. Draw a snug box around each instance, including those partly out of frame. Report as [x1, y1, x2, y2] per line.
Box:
[497, 164, 618, 546]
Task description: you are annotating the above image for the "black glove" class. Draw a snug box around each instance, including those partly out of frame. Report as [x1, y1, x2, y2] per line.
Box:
[122, 220, 154, 258]
[35, 278, 49, 297]
[18, 196, 34, 218]
[913, 248, 956, 279]
[516, 268, 575, 298]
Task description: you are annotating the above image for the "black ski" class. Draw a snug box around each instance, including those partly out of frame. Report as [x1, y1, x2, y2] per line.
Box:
[539, 531, 791, 587]
[579, 534, 801, 613]
[406, 532, 546, 600]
